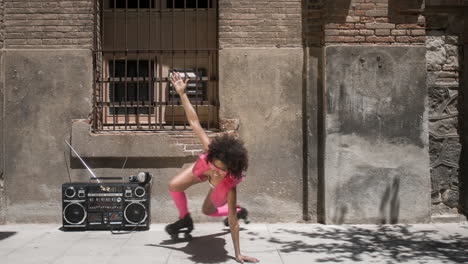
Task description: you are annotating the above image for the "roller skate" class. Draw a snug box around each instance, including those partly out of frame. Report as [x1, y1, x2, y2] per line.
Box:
[224, 207, 250, 227]
[165, 213, 194, 241]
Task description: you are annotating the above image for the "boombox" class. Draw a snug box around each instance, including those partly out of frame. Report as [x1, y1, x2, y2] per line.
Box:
[62, 182, 151, 230]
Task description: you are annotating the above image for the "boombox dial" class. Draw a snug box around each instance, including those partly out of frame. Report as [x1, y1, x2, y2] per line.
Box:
[135, 187, 145, 198]
[65, 187, 76, 198]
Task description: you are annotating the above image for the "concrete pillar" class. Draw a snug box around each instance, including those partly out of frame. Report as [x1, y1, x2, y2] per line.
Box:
[306, 47, 324, 222]
[219, 48, 304, 222]
[3, 50, 92, 222]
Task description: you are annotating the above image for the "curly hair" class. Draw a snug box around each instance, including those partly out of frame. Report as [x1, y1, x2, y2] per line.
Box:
[207, 134, 248, 179]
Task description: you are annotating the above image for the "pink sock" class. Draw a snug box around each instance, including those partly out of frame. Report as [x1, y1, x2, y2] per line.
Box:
[169, 191, 189, 219]
[208, 204, 241, 217]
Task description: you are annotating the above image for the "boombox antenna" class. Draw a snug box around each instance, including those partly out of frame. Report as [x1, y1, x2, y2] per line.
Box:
[65, 140, 101, 183]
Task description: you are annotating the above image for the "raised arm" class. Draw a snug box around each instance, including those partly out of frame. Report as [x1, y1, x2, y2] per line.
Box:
[170, 72, 210, 151]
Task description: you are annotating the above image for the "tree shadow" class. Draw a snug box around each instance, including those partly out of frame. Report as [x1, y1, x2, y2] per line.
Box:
[267, 225, 468, 263]
[0, 232, 16, 241]
[146, 231, 235, 263]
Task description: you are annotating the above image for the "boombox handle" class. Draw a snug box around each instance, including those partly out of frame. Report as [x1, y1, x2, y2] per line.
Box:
[89, 177, 124, 182]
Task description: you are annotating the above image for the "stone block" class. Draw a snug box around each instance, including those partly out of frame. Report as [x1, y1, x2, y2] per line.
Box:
[219, 48, 304, 222]
[323, 46, 430, 224]
[3, 50, 93, 222]
[71, 120, 190, 158]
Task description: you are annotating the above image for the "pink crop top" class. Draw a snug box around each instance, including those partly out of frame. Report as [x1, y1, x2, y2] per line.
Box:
[192, 152, 244, 188]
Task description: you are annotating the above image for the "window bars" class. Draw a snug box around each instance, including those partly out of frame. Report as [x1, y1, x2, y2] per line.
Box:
[92, 0, 218, 131]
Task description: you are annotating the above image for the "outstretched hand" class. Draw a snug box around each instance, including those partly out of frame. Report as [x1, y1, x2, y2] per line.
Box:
[236, 255, 259, 263]
[170, 71, 190, 96]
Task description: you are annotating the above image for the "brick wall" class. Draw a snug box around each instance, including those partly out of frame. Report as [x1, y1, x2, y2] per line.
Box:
[168, 119, 240, 156]
[4, 0, 94, 49]
[306, 0, 426, 46]
[219, 0, 302, 48]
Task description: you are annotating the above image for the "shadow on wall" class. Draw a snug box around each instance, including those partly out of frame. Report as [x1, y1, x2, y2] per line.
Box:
[326, 0, 352, 23]
[331, 176, 401, 224]
[458, 27, 467, 219]
[388, 0, 423, 24]
[306, 0, 352, 46]
[266, 225, 468, 263]
[379, 177, 400, 224]
[69, 156, 195, 169]
[324, 0, 423, 24]
[461, 12, 468, 218]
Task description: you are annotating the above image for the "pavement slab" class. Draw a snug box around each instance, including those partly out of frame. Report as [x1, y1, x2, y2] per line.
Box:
[0, 223, 467, 264]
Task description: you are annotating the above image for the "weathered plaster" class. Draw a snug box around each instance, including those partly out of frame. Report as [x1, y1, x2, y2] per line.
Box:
[219, 48, 304, 221]
[323, 46, 431, 224]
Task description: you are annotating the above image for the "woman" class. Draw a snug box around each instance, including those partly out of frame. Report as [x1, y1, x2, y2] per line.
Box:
[165, 72, 259, 263]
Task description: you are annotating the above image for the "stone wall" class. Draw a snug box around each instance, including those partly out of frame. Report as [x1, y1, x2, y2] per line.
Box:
[308, 0, 432, 224]
[218, 0, 305, 221]
[0, 0, 308, 223]
[425, 9, 465, 220]
[1, 1, 95, 223]
[323, 46, 430, 224]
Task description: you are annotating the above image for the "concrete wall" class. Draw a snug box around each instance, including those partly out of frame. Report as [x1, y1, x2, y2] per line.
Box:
[219, 48, 304, 222]
[0, 51, 4, 224]
[323, 46, 431, 224]
[3, 50, 92, 222]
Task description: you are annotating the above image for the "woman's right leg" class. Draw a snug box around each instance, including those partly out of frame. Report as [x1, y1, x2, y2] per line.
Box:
[168, 163, 201, 219]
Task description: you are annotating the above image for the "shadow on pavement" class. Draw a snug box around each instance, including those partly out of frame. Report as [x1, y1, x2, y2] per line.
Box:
[268, 225, 468, 263]
[146, 231, 235, 263]
[0, 232, 16, 241]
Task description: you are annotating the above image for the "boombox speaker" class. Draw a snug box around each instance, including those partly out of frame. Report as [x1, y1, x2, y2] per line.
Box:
[62, 182, 151, 230]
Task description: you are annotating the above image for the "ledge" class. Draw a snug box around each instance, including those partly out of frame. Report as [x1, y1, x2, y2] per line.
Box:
[71, 120, 198, 158]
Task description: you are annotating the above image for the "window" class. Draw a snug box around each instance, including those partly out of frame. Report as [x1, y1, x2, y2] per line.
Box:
[168, 69, 207, 102]
[108, 60, 153, 115]
[110, 0, 155, 9]
[166, 0, 212, 9]
[93, 0, 218, 131]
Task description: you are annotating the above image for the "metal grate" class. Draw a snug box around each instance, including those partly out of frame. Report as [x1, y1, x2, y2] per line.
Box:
[92, 0, 219, 131]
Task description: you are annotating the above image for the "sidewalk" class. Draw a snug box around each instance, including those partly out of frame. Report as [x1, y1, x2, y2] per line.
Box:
[1, 222, 467, 264]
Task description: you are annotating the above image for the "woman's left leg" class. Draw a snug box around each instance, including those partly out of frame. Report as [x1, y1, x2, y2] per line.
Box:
[202, 189, 240, 217]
